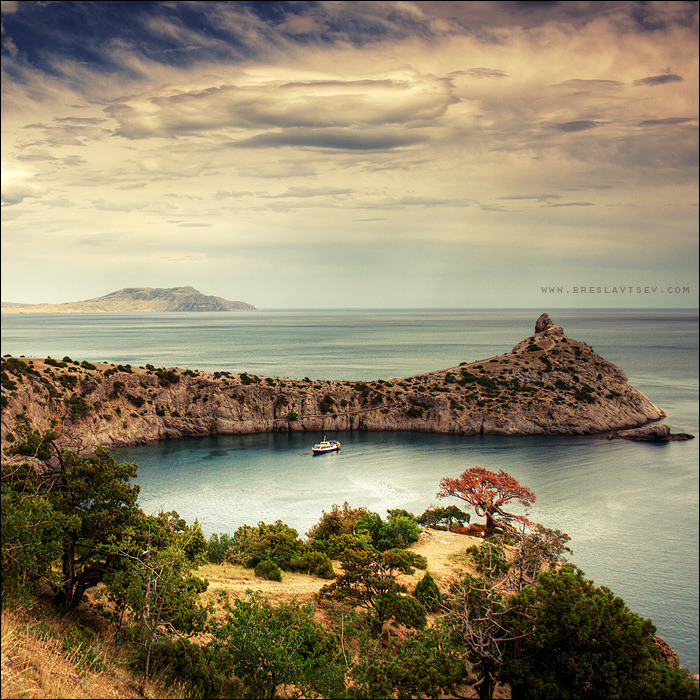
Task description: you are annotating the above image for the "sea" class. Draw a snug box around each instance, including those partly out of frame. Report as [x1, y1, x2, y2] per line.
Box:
[1, 308, 698, 673]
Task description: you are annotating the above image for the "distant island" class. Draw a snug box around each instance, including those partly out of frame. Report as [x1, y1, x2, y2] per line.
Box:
[0, 286, 255, 313]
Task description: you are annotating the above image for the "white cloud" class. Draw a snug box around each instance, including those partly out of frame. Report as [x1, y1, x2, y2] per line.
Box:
[0, 1, 697, 307]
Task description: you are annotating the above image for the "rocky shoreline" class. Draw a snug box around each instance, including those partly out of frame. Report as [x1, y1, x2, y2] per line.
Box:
[1, 314, 672, 454]
[605, 424, 694, 441]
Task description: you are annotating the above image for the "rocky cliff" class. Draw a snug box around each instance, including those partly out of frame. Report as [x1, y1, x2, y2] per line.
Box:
[1, 315, 665, 454]
[0, 286, 255, 313]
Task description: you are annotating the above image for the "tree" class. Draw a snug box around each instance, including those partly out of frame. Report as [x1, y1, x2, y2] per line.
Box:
[416, 505, 470, 531]
[1, 457, 66, 604]
[354, 510, 421, 551]
[50, 447, 140, 611]
[414, 571, 443, 613]
[206, 531, 234, 564]
[352, 622, 464, 699]
[227, 520, 304, 570]
[447, 548, 532, 700]
[210, 592, 344, 699]
[319, 547, 427, 634]
[307, 503, 420, 558]
[511, 521, 571, 592]
[106, 510, 209, 694]
[306, 501, 370, 541]
[502, 566, 699, 699]
[437, 467, 535, 537]
[226, 520, 335, 579]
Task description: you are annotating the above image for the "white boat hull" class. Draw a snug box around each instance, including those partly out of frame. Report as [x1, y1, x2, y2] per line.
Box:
[312, 438, 341, 455]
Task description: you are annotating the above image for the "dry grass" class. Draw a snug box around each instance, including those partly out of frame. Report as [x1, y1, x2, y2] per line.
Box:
[0, 602, 185, 699]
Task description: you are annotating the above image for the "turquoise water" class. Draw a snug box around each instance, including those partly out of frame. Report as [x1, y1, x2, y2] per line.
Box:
[2, 309, 698, 672]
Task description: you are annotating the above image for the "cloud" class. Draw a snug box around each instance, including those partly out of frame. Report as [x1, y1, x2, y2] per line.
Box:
[1, 165, 47, 206]
[459, 67, 509, 79]
[264, 186, 354, 199]
[550, 79, 625, 92]
[105, 73, 458, 141]
[633, 73, 684, 87]
[233, 128, 428, 152]
[213, 189, 255, 200]
[639, 117, 696, 127]
[553, 120, 607, 133]
[1, 1, 697, 308]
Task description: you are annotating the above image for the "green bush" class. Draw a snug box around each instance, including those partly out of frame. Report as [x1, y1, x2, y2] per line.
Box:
[503, 566, 700, 699]
[206, 532, 234, 564]
[287, 550, 335, 579]
[6, 426, 59, 461]
[138, 638, 231, 699]
[255, 559, 282, 581]
[374, 592, 427, 633]
[414, 571, 443, 612]
[65, 394, 91, 421]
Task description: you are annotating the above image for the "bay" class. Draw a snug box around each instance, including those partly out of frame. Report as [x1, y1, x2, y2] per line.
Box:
[3, 308, 698, 673]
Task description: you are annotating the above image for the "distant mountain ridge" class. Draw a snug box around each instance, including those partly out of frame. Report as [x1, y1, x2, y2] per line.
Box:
[0, 286, 255, 313]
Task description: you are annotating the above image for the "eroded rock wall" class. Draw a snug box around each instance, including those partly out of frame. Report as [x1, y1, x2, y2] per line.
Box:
[1, 322, 665, 454]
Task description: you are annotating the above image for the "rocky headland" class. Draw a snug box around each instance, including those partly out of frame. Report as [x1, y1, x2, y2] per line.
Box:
[1, 314, 671, 455]
[0, 286, 255, 313]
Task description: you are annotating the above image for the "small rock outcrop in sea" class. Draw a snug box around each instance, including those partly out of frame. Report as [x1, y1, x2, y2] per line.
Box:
[0, 315, 669, 453]
[606, 424, 695, 441]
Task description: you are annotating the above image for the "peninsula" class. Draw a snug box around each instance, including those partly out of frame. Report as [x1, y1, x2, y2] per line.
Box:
[0, 286, 255, 313]
[0, 314, 668, 454]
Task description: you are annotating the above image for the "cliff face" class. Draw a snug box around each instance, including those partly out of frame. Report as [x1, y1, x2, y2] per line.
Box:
[1, 316, 664, 453]
[0, 286, 255, 313]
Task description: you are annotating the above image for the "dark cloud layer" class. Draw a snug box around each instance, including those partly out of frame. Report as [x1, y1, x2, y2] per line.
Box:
[634, 73, 684, 87]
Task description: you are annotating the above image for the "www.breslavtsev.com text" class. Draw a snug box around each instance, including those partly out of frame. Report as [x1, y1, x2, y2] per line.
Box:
[541, 286, 691, 294]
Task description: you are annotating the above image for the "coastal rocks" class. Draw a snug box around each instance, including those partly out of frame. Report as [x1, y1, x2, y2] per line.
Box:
[535, 312, 553, 333]
[654, 635, 681, 668]
[0, 315, 669, 453]
[606, 424, 695, 441]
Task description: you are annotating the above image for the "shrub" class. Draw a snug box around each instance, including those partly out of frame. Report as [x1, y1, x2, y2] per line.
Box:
[319, 395, 334, 414]
[414, 571, 443, 613]
[139, 638, 230, 699]
[229, 520, 304, 570]
[288, 551, 336, 579]
[255, 559, 282, 581]
[155, 369, 179, 385]
[206, 532, 234, 564]
[309, 533, 373, 559]
[375, 592, 427, 632]
[65, 394, 91, 421]
[126, 393, 145, 408]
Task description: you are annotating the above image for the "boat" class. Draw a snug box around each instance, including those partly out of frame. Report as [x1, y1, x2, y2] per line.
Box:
[312, 436, 341, 455]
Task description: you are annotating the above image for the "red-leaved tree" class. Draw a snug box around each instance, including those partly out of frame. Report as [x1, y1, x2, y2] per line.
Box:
[437, 467, 535, 538]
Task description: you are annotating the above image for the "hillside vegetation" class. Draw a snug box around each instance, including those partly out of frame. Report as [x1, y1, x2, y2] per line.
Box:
[2, 427, 697, 699]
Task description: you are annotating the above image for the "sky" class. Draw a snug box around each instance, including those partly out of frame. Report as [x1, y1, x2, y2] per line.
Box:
[1, 1, 698, 309]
